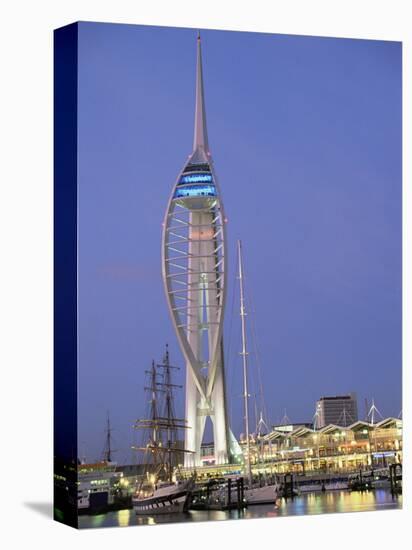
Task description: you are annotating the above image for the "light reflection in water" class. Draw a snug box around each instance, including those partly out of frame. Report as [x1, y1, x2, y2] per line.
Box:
[89, 513, 105, 528]
[78, 490, 402, 529]
[117, 509, 132, 527]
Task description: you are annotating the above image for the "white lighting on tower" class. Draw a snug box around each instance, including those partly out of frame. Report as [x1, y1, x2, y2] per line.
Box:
[162, 34, 237, 466]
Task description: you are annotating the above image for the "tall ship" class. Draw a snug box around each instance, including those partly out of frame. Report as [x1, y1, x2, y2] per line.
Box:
[132, 346, 194, 514]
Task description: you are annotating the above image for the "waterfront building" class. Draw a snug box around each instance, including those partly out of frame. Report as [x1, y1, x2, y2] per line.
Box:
[76, 461, 123, 510]
[316, 393, 358, 428]
[200, 441, 217, 466]
[162, 35, 239, 467]
[189, 417, 402, 477]
[115, 463, 146, 491]
[257, 416, 402, 474]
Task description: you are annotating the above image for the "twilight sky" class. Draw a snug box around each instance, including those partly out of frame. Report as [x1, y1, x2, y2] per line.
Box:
[77, 22, 402, 464]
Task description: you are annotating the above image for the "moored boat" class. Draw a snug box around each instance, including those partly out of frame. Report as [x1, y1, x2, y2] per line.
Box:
[244, 482, 280, 505]
[133, 479, 194, 514]
[132, 346, 194, 515]
[297, 480, 349, 493]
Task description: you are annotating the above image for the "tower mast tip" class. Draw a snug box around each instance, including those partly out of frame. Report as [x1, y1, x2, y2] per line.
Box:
[192, 29, 209, 154]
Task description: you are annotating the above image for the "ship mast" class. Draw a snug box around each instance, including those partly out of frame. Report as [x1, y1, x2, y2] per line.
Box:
[149, 360, 159, 448]
[238, 240, 252, 486]
[157, 344, 182, 482]
[133, 349, 192, 485]
[106, 412, 112, 462]
[132, 360, 162, 470]
[102, 411, 116, 463]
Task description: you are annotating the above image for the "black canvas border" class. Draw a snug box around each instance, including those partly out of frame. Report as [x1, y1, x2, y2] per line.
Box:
[53, 22, 79, 529]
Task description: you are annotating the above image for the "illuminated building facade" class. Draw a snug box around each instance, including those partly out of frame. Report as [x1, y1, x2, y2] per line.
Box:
[162, 36, 237, 466]
[255, 417, 402, 474]
[188, 418, 402, 475]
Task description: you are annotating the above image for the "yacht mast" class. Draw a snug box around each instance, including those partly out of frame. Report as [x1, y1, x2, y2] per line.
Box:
[105, 412, 113, 463]
[238, 240, 252, 486]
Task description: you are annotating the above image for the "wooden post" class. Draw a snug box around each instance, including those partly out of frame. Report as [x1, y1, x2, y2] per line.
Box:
[389, 463, 402, 495]
[242, 477, 245, 503]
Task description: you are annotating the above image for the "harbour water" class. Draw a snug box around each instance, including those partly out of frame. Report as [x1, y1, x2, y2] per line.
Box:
[78, 489, 402, 529]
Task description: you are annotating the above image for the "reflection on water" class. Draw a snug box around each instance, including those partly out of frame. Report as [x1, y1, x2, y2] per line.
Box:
[78, 490, 402, 529]
[271, 490, 400, 517]
[118, 509, 132, 527]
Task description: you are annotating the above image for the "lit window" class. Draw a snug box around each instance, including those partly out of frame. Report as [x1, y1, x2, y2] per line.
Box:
[174, 185, 216, 199]
[180, 173, 212, 184]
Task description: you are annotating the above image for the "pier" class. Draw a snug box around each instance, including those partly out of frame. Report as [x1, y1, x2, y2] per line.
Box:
[189, 477, 246, 511]
[389, 463, 402, 495]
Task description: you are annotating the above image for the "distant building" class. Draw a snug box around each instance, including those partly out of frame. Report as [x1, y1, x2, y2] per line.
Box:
[200, 442, 216, 466]
[316, 394, 358, 428]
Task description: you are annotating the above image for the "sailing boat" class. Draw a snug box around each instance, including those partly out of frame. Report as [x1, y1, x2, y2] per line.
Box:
[237, 240, 280, 505]
[132, 346, 194, 515]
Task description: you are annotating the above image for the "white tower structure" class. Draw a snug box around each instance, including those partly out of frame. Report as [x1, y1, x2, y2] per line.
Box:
[162, 35, 234, 466]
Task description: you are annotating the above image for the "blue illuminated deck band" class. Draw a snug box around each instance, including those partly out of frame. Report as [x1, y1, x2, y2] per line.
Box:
[174, 184, 216, 198]
[180, 173, 213, 184]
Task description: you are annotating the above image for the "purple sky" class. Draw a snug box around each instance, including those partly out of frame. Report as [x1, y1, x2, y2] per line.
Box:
[77, 22, 401, 464]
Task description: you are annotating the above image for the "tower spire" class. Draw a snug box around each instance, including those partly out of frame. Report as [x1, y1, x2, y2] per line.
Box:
[193, 33, 209, 155]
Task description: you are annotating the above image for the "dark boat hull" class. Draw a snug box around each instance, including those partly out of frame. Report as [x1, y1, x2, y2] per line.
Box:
[133, 489, 190, 515]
